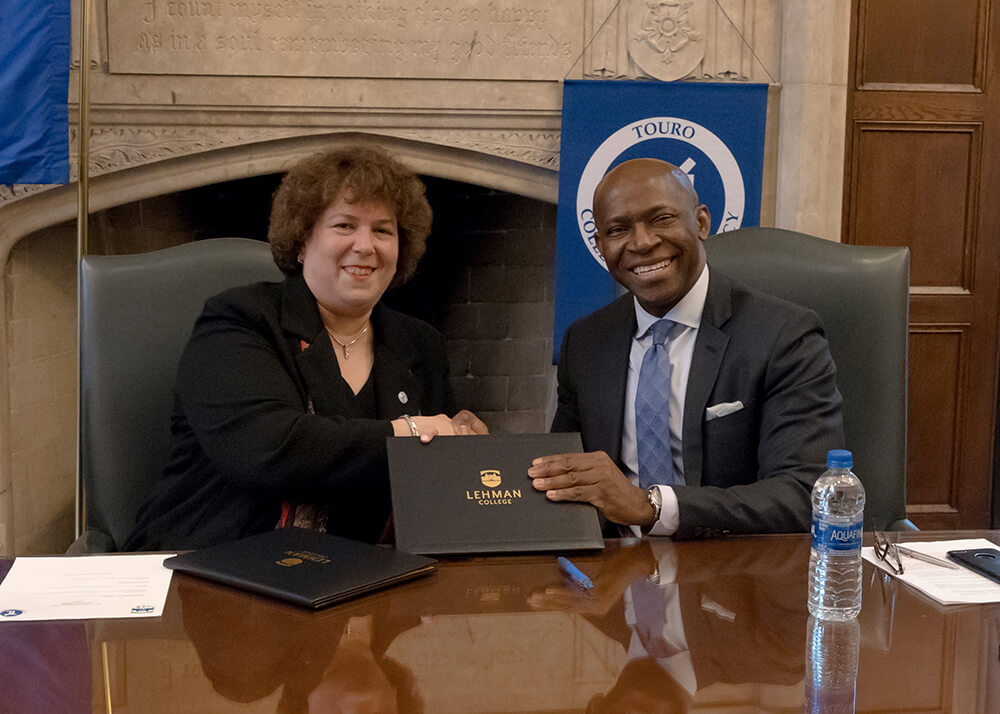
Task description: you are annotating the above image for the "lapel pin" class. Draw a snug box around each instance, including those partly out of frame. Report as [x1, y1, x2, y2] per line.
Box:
[398, 391, 408, 404]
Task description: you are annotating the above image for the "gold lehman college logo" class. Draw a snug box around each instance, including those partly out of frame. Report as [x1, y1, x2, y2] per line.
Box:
[277, 550, 332, 566]
[467, 468, 523, 506]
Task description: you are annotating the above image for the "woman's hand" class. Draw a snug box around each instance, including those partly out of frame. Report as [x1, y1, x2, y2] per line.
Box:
[391, 411, 489, 443]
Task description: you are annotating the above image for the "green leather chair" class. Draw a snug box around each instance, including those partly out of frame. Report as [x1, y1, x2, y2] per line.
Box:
[72, 238, 284, 552]
[704, 227, 915, 531]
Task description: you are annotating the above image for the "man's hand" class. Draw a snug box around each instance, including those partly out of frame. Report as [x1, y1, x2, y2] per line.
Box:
[528, 451, 656, 528]
[451, 409, 489, 435]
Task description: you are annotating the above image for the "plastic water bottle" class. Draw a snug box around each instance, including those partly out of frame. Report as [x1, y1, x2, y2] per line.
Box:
[808, 449, 865, 620]
[805, 615, 860, 713]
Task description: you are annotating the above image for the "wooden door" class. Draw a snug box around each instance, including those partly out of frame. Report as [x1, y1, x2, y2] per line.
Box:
[843, 0, 1000, 528]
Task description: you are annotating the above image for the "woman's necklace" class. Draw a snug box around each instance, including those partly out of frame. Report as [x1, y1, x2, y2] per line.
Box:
[326, 323, 369, 360]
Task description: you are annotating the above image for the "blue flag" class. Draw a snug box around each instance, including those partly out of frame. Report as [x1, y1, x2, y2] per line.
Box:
[0, 0, 71, 185]
[554, 80, 768, 360]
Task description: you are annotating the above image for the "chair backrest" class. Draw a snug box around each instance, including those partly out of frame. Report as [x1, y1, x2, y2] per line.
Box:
[704, 227, 914, 530]
[77, 238, 284, 552]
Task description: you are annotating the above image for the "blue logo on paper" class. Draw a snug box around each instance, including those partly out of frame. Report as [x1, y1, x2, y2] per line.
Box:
[130, 605, 155, 614]
[1, 609, 23, 617]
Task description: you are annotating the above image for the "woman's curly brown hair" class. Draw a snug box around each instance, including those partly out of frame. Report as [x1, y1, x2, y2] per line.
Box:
[268, 145, 432, 287]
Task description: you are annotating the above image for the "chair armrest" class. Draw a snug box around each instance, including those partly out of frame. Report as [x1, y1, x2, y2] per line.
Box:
[65, 534, 87, 554]
[65, 529, 117, 554]
[885, 518, 919, 532]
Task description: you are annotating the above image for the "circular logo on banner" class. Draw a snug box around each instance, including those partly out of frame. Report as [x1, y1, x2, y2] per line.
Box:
[0, 609, 23, 617]
[576, 117, 746, 269]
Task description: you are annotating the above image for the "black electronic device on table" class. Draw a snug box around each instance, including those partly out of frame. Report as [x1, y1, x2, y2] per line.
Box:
[947, 548, 1000, 585]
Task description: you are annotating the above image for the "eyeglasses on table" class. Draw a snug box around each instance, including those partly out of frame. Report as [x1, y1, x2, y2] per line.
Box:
[873, 529, 904, 575]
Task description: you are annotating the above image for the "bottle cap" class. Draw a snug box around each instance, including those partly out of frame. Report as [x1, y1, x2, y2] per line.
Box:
[826, 449, 853, 468]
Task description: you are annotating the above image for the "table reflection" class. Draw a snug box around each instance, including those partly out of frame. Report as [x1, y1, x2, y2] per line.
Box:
[805, 616, 860, 713]
[6, 533, 1000, 712]
[527, 538, 811, 713]
[0, 559, 92, 713]
[177, 538, 811, 713]
[179, 578, 421, 713]
[0, 619, 91, 713]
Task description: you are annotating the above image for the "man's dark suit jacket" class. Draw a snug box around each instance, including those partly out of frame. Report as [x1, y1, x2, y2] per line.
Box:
[126, 272, 454, 551]
[551, 267, 844, 538]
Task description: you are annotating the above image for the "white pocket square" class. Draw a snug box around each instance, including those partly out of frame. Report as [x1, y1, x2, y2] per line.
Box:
[705, 401, 744, 421]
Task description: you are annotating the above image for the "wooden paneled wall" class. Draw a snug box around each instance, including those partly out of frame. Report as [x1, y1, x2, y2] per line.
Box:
[843, 0, 1000, 528]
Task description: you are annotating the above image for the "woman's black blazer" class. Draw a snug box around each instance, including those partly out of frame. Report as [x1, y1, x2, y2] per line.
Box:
[126, 273, 454, 550]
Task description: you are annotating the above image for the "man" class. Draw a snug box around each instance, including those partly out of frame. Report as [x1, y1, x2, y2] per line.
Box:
[529, 158, 844, 538]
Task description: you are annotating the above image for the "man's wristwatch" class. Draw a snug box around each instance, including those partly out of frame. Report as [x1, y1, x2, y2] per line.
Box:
[646, 485, 662, 525]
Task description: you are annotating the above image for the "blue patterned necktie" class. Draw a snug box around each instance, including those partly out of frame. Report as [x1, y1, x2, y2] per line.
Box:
[636, 319, 675, 490]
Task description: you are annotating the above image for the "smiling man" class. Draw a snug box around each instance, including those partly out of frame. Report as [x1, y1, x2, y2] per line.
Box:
[530, 158, 845, 538]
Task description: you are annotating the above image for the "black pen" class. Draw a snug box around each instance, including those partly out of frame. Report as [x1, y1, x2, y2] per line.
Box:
[558, 556, 594, 589]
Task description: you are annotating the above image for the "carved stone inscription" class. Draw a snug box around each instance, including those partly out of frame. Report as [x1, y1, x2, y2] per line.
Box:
[107, 0, 582, 80]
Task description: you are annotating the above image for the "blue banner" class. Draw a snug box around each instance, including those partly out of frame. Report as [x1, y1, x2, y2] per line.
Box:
[554, 80, 768, 360]
[0, 0, 71, 185]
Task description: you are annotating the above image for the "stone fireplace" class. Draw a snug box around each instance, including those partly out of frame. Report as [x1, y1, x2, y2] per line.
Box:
[0, 0, 850, 554]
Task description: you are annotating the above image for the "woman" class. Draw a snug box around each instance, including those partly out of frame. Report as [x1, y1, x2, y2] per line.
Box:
[126, 145, 486, 551]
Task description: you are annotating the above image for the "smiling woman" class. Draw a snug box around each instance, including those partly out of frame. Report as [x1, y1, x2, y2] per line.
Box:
[268, 146, 434, 397]
[125, 145, 487, 552]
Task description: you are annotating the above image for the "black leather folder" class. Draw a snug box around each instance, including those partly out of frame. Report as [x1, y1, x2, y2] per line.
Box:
[163, 528, 437, 609]
[387, 433, 604, 555]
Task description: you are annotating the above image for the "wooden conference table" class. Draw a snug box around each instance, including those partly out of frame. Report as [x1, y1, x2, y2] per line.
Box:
[2, 531, 998, 713]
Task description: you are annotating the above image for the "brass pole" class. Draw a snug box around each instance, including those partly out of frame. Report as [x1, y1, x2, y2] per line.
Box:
[74, 0, 93, 541]
[77, 0, 91, 257]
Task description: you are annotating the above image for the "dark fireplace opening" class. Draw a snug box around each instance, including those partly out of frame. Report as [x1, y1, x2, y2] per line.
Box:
[88, 172, 558, 434]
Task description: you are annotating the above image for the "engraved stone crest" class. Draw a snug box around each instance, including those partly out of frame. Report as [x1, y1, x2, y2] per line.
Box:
[627, 0, 706, 81]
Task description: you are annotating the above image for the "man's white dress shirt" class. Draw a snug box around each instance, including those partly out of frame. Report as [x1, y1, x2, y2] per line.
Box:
[622, 265, 709, 536]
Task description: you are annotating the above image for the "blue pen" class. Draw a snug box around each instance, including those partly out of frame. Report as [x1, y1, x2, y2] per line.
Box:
[558, 556, 594, 589]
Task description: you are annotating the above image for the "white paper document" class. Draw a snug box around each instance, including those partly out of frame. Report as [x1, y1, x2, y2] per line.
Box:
[0, 554, 174, 622]
[862, 537, 1000, 606]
